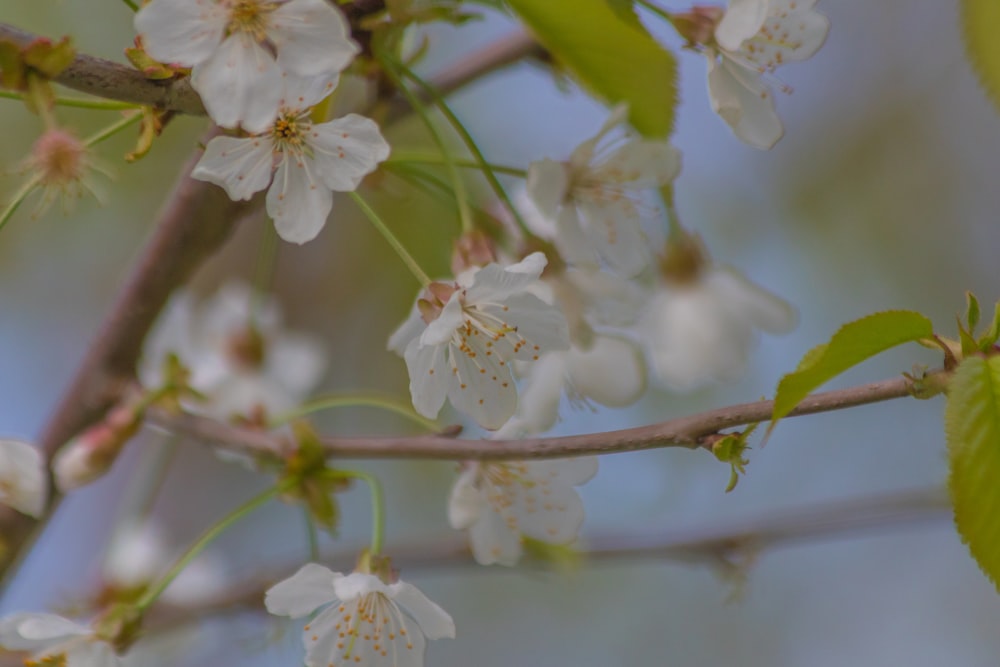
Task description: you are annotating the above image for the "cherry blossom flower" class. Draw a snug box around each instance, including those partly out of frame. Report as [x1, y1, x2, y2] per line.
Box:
[135, 0, 359, 132]
[14, 128, 109, 218]
[0, 613, 119, 667]
[0, 439, 47, 519]
[703, 0, 830, 149]
[526, 106, 681, 277]
[638, 234, 796, 390]
[140, 282, 327, 420]
[265, 563, 455, 667]
[447, 456, 597, 566]
[192, 76, 390, 244]
[387, 252, 570, 430]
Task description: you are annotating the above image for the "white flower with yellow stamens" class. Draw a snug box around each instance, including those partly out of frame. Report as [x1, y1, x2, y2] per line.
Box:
[135, 0, 359, 131]
[191, 76, 390, 243]
[0, 613, 119, 667]
[388, 252, 570, 431]
[265, 564, 455, 667]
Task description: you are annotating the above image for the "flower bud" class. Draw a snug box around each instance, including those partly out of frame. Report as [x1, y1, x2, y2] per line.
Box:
[53, 403, 141, 491]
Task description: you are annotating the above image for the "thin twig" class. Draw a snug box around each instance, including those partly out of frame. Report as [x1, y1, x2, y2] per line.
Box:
[140, 487, 950, 632]
[146, 373, 933, 462]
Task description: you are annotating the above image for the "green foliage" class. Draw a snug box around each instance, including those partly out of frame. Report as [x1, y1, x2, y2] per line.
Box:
[961, 0, 1000, 116]
[769, 311, 935, 435]
[506, 0, 678, 138]
[710, 423, 757, 493]
[946, 355, 1000, 593]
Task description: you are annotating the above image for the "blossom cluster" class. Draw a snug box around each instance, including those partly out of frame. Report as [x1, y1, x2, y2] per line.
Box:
[135, 0, 390, 243]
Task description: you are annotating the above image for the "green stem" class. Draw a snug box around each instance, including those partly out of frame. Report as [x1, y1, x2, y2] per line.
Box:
[394, 61, 537, 240]
[83, 111, 142, 147]
[349, 191, 432, 287]
[635, 0, 676, 25]
[270, 393, 438, 431]
[379, 53, 474, 234]
[0, 175, 42, 234]
[337, 470, 385, 556]
[250, 226, 279, 326]
[386, 153, 527, 178]
[134, 481, 290, 612]
[661, 186, 685, 238]
[0, 90, 138, 110]
[121, 0, 139, 11]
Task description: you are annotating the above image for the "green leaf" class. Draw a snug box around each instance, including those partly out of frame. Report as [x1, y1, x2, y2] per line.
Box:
[979, 301, 1000, 350]
[506, 0, 678, 138]
[961, 0, 1000, 116]
[946, 355, 1000, 593]
[966, 292, 981, 332]
[769, 310, 935, 435]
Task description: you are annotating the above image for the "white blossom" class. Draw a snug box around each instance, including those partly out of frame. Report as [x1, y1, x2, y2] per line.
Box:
[135, 0, 359, 132]
[526, 106, 681, 277]
[448, 457, 597, 566]
[639, 266, 796, 390]
[0, 613, 119, 667]
[192, 75, 390, 244]
[387, 252, 570, 430]
[265, 564, 455, 667]
[0, 439, 47, 519]
[705, 0, 830, 149]
[141, 282, 327, 419]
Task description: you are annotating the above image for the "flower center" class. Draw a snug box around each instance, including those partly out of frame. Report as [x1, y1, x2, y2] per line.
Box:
[31, 129, 86, 186]
[225, 325, 267, 369]
[271, 113, 311, 153]
[24, 653, 68, 667]
[226, 0, 278, 40]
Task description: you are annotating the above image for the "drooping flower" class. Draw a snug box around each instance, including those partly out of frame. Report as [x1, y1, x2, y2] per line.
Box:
[526, 106, 682, 277]
[135, 0, 359, 132]
[265, 563, 455, 667]
[638, 232, 796, 390]
[447, 456, 597, 566]
[0, 613, 119, 667]
[191, 75, 390, 244]
[0, 439, 47, 518]
[701, 0, 830, 149]
[387, 252, 570, 430]
[12, 128, 109, 218]
[140, 282, 327, 420]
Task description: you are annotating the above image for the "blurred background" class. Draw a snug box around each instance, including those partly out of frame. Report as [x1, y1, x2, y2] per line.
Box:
[3, 1, 1000, 665]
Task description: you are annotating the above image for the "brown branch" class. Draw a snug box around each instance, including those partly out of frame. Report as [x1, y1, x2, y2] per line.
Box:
[146, 373, 933, 462]
[0, 23, 205, 114]
[141, 487, 950, 631]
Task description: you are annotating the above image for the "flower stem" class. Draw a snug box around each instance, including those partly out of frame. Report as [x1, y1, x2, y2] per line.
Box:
[394, 61, 537, 240]
[337, 470, 385, 556]
[661, 185, 686, 239]
[270, 393, 438, 431]
[379, 53, 475, 234]
[83, 111, 142, 147]
[120, 0, 139, 11]
[303, 508, 320, 562]
[348, 191, 432, 287]
[0, 175, 42, 234]
[250, 225, 279, 326]
[134, 481, 291, 613]
[386, 153, 527, 179]
[0, 90, 139, 110]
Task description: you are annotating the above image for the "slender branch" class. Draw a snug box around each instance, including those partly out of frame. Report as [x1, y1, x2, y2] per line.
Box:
[0, 23, 205, 115]
[146, 373, 934, 462]
[140, 487, 949, 631]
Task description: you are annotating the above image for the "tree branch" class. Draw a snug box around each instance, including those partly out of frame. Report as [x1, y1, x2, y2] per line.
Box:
[146, 373, 933, 462]
[141, 487, 949, 631]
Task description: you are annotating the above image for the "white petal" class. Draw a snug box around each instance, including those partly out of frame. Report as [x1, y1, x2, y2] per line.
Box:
[332, 572, 389, 600]
[483, 293, 570, 359]
[301, 603, 345, 667]
[526, 159, 569, 220]
[578, 199, 651, 277]
[403, 338, 450, 420]
[278, 72, 339, 111]
[264, 563, 340, 618]
[530, 456, 599, 487]
[134, 0, 226, 67]
[554, 205, 601, 270]
[389, 581, 456, 639]
[63, 638, 120, 667]
[715, 0, 769, 50]
[567, 334, 646, 408]
[266, 155, 333, 244]
[707, 55, 784, 150]
[710, 268, 797, 334]
[740, 2, 830, 68]
[191, 136, 274, 201]
[0, 613, 88, 650]
[513, 353, 568, 434]
[191, 34, 282, 132]
[447, 466, 484, 530]
[464, 253, 548, 304]
[267, 332, 328, 398]
[269, 0, 360, 77]
[0, 439, 47, 518]
[420, 294, 463, 347]
[593, 139, 682, 188]
[388, 305, 425, 356]
[103, 521, 166, 588]
[565, 268, 645, 326]
[513, 187, 558, 240]
[309, 114, 391, 191]
[447, 343, 517, 430]
[468, 505, 522, 566]
[517, 477, 587, 544]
